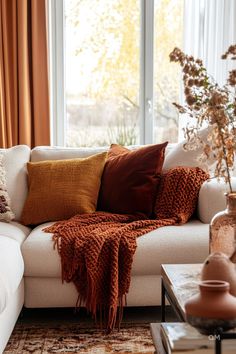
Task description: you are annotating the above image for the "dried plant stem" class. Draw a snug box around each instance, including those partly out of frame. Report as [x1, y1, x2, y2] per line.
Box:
[223, 146, 233, 193]
[218, 127, 233, 193]
[170, 45, 236, 187]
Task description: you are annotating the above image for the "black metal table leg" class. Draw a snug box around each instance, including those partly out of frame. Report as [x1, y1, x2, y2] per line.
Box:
[161, 277, 166, 322]
[215, 335, 222, 354]
[214, 330, 236, 354]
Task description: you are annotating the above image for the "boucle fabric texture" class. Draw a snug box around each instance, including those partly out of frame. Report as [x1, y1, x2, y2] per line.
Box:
[98, 142, 168, 217]
[0, 154, 15, 222]
[21, 152, 107, 225]
[44, 166, 208, 332]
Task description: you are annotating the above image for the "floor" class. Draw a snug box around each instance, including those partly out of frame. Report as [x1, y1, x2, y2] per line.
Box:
[18, 305, 178, 325]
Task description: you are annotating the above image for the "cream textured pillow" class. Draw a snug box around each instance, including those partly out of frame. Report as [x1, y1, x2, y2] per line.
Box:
[0, 145, 30, 220]
[21, 152, 107, 226]
[0, 154, 15, 222]
[163, 127, 215, 173]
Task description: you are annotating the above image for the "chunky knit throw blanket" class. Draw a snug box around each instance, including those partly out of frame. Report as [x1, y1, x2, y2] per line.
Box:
[44, 167, 208, 332]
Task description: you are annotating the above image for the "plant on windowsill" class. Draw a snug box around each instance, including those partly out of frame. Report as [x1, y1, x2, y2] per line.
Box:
[169, 44, 236, 259]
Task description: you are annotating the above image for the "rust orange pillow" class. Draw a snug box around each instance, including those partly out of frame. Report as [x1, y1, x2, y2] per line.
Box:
[21, 152, 107, 226]
[98, 142, 168, 217]
[154, 166, 209, 223]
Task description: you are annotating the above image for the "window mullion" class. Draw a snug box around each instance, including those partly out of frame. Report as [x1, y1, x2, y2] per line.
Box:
[48, 0, 65, 146]
[140, 0, 154, 145]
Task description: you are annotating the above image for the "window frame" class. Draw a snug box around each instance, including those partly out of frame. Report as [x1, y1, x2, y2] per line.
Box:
[48, 0, 66, 146]
[48, 0, 158, 146]
[140, 0, 154, 144]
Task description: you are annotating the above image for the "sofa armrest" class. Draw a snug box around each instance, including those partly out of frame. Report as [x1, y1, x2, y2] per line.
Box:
[197, 177, 236, 224]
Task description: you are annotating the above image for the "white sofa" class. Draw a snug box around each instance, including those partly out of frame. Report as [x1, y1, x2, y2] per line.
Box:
[0, 143, 233, 353]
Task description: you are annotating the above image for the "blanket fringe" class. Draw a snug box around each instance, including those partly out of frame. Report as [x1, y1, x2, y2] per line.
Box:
[107, 306, 117, 333]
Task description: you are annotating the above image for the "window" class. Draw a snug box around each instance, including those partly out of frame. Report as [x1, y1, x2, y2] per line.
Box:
[49, 0, 236, 147]
[65, 0, 141, 147]
[49, 0, 184, 146]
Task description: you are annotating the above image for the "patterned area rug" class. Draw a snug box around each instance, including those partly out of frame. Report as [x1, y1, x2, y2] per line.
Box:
[4, 322, 155, 354]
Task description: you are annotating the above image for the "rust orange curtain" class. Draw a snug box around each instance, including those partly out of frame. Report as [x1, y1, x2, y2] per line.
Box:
[0, 0, 50, 148]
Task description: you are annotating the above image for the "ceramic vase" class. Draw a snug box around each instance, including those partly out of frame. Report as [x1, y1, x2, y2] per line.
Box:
[185, 280, 236, 335]
[210, 192, 236, 258]
[201, 252, 236, 296]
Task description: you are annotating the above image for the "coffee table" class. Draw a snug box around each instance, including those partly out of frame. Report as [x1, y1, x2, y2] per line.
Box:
[150, 264, 201, 354]
[160, 263, 201, 321]
[150, 264, 236, 354]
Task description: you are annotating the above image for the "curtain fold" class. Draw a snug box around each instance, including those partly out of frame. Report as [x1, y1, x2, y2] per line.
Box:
[179, 0, 236, 138]
[184, 0, 236, 86]
[0, 0, 50, 148]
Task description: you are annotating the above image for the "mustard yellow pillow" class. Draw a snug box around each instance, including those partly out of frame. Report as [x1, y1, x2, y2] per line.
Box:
[21, 152, 107, 225]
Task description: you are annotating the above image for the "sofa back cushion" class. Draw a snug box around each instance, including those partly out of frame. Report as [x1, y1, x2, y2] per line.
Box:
[21, 152, 107, 226]
[31, 146, 108, 161]
[198, 178, 236, 223]
[31, 144, 174, 162]
[0, 145, 31, 221]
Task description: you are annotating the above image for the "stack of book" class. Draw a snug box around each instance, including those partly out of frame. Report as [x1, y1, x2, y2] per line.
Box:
[160, 323, 236, 354]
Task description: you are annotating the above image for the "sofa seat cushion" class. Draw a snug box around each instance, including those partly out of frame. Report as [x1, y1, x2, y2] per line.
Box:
[22, 220, 209, 278]
[133, 220, 209, 275]
[0, 221, 31, 245]
[22, 222, 60, 277]
[0, 238, 24, 313]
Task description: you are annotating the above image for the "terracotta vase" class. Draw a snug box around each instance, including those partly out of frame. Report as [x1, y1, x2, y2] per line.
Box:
[210, 192, 236, 257]
[201, 252, 236, 296]
[185, 280, 236, 334]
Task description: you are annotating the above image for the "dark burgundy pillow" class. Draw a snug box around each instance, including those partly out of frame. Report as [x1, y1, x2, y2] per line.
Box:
[98, 142, 168, 217]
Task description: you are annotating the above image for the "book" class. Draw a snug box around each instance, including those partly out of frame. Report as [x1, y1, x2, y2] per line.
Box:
[160, 322, 236, 353]
[167, 349, 236, 354]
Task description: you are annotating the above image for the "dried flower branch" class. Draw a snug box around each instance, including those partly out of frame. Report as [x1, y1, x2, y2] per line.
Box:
[170, 44, 236, 192]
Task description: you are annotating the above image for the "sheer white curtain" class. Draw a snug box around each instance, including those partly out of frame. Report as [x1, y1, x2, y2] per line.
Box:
[179, 0, 236, 138]
[184, 0, 236, 85]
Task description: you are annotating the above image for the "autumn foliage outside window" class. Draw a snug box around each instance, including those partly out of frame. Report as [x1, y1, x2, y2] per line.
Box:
[64, 0, 183, 147]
